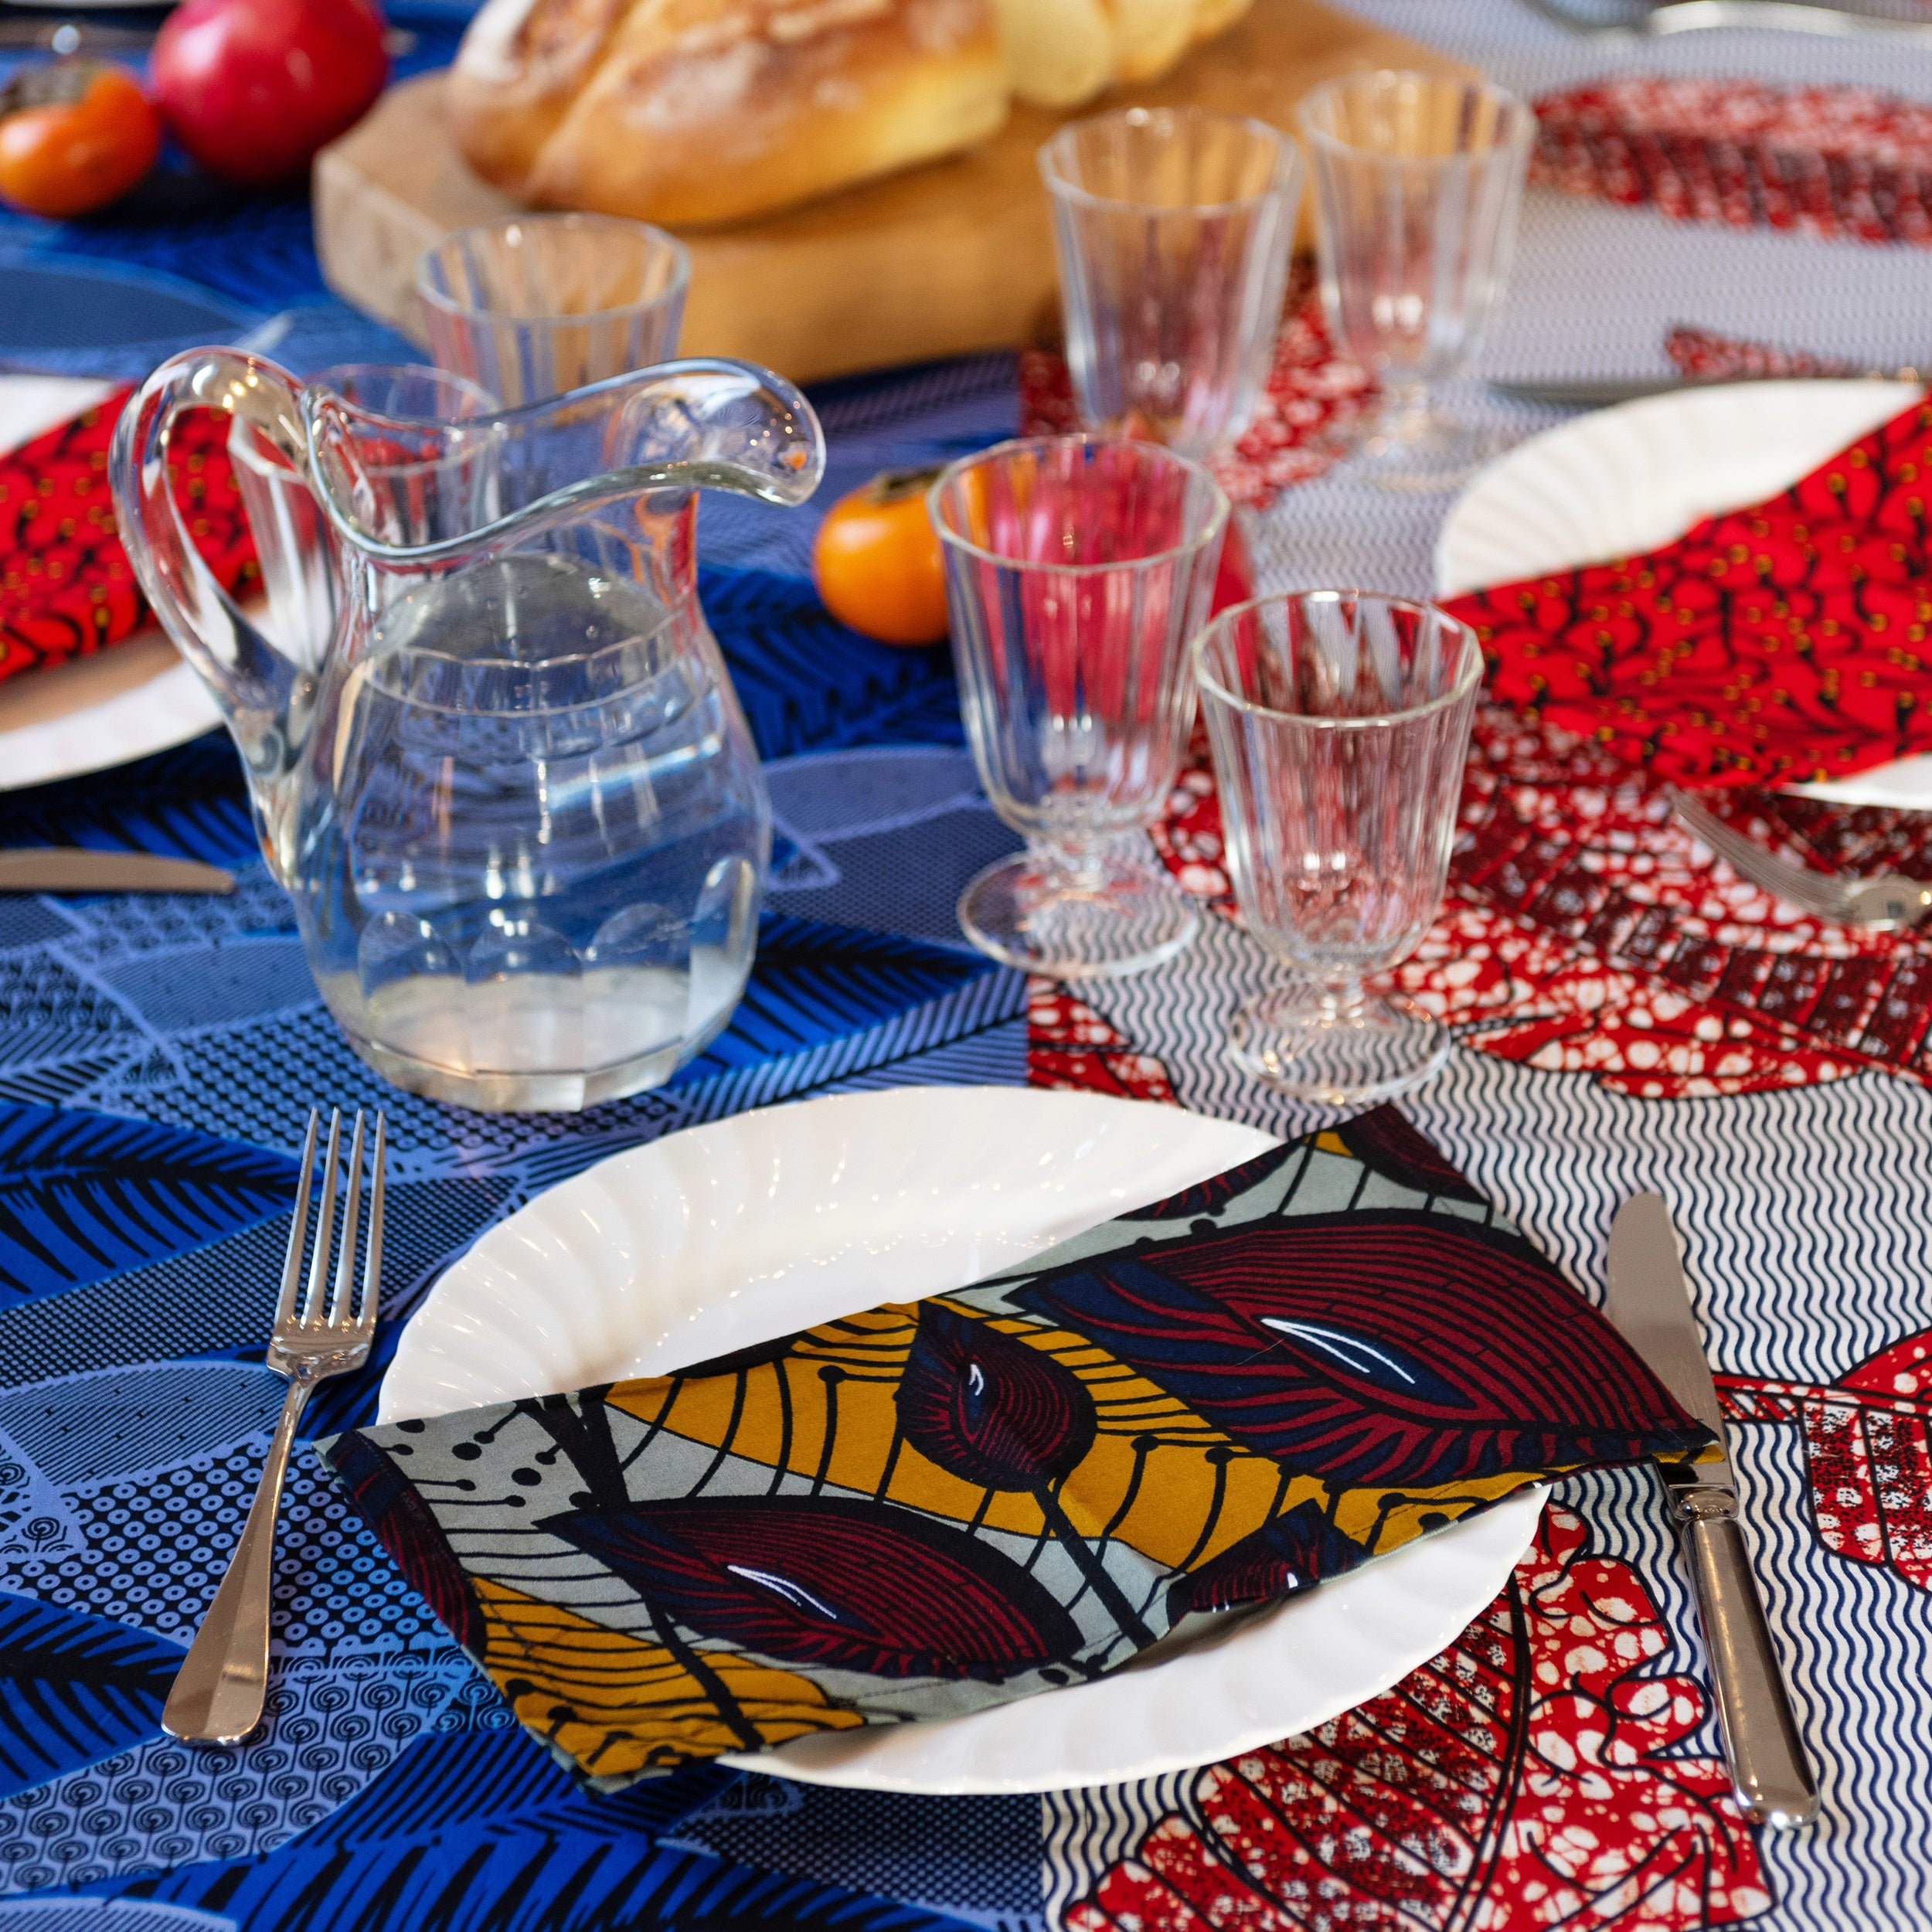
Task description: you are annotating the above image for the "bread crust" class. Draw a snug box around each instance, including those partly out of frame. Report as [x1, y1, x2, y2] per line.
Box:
[1188, 0, 1254, 40]
[450, 0, 630, 190]
[454, 0, 1009, 226]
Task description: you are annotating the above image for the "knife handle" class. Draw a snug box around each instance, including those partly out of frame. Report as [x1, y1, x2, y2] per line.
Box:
[1673, 1488, 1819, 1825]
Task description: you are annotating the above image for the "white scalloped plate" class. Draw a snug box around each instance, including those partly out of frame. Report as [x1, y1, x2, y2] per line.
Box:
[0, 376, 220, 791]
[1435, 379, 1932, 808]
[382, 1085, 1543, 1794]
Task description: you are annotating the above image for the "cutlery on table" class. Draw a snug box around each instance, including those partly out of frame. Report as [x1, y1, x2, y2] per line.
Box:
[164, 1107, 385, 1747]
[1668, 788, 1932, 927]
[0, 19, 155, 49]
[1521, 0, 1932, 43]
[1491, 368, 1927, 409]
[0, 849, 236, 895]
[1604, 1192, 1818, 1825]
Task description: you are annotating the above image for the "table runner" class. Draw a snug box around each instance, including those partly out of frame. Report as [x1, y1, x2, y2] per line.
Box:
[2, 3, 1932, 1930]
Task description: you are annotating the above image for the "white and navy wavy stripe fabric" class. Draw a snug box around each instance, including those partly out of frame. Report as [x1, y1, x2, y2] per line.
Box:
[1051, 910, 1932, 1931]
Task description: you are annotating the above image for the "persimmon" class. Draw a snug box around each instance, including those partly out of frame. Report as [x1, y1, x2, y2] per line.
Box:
[0, 63, 161, 219]
[811, 465, 951, 648]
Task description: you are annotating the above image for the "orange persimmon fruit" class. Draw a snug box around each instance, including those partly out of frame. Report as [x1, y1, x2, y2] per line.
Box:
[0, 63, 162, 219]
[811, 464, 951, 648]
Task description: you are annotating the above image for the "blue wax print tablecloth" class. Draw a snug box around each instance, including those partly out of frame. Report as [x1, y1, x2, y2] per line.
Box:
[5, 3, 1932, 1929]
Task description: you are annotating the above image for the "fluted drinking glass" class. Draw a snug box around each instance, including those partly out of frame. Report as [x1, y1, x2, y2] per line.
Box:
[1194, 590, 1482, 1104]
[1040, 107, 1301, 461]
[931, 437, 1228, 978]
[417, 213, 689, 406]
[1297, 72, 1532, 491]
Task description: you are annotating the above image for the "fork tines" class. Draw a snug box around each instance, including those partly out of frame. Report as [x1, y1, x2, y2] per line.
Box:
[276, 1107, 386, 1334]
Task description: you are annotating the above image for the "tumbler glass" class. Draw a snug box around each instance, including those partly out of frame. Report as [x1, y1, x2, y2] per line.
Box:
[415, 213, 689, 406]
[1194, 590, 1482, 1104]
[227, 363, 499, 669]
[1296, 72, 1532, 492]
[1039, 107, 1301, 461]
[930, 437, 1229, 978]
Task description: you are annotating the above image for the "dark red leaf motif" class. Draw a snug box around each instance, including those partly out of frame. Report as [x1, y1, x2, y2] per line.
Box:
[1333, 1105, 1488, 1203]
[1111, 1141, 1300, 1225]
[1018, 1213, 1709, 1486]
[1165, 1499, 1365, 1622]
[325, 1430, 484, 1655]
[1066, 1504, 1772, 1932]
[895, 1301, 1097, 1490]
[539, 1495, 1085, 1681]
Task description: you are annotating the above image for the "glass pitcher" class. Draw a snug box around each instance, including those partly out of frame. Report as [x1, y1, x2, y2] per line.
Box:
[109, 350, 825, 1113]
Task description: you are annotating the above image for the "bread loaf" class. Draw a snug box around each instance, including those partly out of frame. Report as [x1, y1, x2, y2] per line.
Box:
[451, 0, 1009, 227]
[992, 0, 1255, 108]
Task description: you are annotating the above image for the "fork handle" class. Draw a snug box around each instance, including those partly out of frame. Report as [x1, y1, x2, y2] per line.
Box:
[162, 1378, 313, 1745]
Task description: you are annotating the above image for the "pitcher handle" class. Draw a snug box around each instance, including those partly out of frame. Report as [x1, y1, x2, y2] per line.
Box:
[109, 349, 315, 878]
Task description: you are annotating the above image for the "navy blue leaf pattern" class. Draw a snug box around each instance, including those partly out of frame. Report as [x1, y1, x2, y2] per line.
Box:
[674, 913, 996, 1085]
[0, 335, 1122, 1930]
[0, 738, 257, 869]
[0, 1106, 298, 1303]
[0, 1590, 179, 1799]
[84, 1826, 981, 1932]
[291, 1730, 733, 1852]
[701, 565, 961, 760]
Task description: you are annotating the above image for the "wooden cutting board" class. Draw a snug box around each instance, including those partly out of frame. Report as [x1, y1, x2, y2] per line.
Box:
[315, 0, 1467, 385]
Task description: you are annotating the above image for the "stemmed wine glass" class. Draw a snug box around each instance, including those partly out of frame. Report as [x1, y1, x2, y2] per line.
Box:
[930, 436, 1228, 980]
[1193, 590, 1482, 1103]
[1297, 72, 1533, 492]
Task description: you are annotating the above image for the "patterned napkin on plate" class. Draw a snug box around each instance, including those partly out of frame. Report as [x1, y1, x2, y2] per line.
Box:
[1445, 393, 1932, 790]
[318, 1106, 1709, 1791]
[0, 386, 257, 687]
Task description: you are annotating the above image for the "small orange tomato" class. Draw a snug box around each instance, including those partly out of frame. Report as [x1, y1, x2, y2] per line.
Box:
[811, 465, 950, 648]
[0, 63, 162, 220]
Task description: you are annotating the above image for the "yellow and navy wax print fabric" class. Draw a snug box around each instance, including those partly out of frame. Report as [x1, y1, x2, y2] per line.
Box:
[318, 1105, 1709, 1791]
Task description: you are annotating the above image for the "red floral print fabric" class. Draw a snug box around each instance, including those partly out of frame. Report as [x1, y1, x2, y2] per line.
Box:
[1533, 74, 1932, 246]
[1441, 394, 1932, 791]
[0, 386, 258, 689]
[1063, 1502, 1770, 1932]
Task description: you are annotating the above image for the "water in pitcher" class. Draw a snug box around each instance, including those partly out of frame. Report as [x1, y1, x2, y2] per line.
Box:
[294, 553, 769, 1111]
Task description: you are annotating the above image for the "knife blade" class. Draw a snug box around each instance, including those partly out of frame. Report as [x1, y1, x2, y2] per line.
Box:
[1604, 1193, 1818, 1825]
[0, 849, 236, 895]
[1491, 371, 1925, 409]
[1519, 0, 1932, 46]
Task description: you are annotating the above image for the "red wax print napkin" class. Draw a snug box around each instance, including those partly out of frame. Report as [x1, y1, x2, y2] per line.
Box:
[0, 386, 258, 689]
[1443, 393, 1932, 789]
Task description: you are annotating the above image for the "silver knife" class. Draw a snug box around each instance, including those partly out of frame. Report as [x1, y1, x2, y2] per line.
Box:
[1492, 370, 1925, 410]
[1519, 0, 1932, 43]
[1604, 1192, 1818, 1825]
[0, 849, 236, 895]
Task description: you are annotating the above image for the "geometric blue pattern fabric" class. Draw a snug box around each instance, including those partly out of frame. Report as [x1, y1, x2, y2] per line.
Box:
[0, 402, 1036, 1932]
[0, 22, 1051, 1913]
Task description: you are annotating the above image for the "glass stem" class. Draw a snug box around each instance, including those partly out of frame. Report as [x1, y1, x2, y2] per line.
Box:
[1030, 835, 1108, 892]
[1378, 379, 1433, 445]
[1318, 976, 1368, 1025]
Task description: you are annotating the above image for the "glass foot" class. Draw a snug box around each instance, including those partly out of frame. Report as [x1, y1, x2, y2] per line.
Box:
[1338, 406, 1509, 494]
[958, 850, 1200, 980]
[1228, 984, 1451, 1106]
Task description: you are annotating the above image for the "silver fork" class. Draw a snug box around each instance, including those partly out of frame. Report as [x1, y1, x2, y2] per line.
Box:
[1668, 787, 1932, 927]
[163, 1107, 386, 1746]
